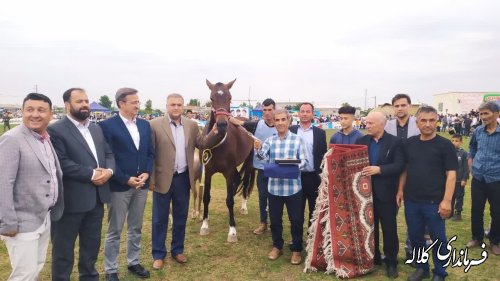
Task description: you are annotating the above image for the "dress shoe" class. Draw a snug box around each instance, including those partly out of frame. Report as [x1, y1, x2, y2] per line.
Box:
[466, 239, 483, 248]
[491, 244, 500, 255]
[173, 253, 187, 264]
[152, 259, 164, 270]
[431, 275, 445, 281]
[128, 264, 150, 278]
[290, 251, 302, 265]
[407, 268, 430, 281]
[267, 247, 282, 260]
[253, 223, 267, 235]
[105, 273, 119, 281]
[386, 265, 398, 278]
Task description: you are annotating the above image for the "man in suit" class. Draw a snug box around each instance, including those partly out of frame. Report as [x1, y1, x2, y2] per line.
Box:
[149, 93, 202, 269]
[385, 93, 420, 139]
[356, 111, 405, 278]
[48, 88, 115, 281]
[0, 93, 64, 281]
[99, 88, 155, 281]
[384, 93, 420, 264]
[289, 102, 327, 227]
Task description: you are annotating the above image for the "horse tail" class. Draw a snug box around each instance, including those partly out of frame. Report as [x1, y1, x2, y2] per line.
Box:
[236, 150, 256, 198]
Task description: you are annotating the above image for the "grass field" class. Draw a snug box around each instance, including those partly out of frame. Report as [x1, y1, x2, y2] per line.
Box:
[0, 127, 497, 280]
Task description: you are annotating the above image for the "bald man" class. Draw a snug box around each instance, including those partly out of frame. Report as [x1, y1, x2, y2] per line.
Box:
[356, 111, 405, 278]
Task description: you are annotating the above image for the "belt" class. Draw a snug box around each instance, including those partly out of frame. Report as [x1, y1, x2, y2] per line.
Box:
[173, 171, 187, 177]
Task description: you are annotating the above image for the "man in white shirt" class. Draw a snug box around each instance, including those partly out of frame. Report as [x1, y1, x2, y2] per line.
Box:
[99, 88, 155, 281]
[49, 88, 115, 281]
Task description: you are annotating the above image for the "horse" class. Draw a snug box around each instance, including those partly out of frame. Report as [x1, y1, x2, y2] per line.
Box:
[191, 149, 204, 220]
[199, 79, 256, 242]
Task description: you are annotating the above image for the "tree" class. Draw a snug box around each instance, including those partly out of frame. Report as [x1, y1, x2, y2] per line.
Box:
[204, 101, 212, 107]
[239, 102, 248, 107]
[188, 99, 200, 106]
[144, 99, 153, 114]
[341, 102, 352, 107]
[99, 95, 112, 109]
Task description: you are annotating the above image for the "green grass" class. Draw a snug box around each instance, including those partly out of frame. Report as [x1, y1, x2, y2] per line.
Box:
[0, 129, 497, 280]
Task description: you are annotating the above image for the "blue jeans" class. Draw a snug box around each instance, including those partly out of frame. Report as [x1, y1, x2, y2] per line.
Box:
[152, 172, 190, 259]
[256, 170, 269, 224]
[404, 200, 449, 277]
[268, 190, 304, 252]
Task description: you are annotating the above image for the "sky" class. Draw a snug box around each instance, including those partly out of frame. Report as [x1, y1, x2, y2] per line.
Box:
[1, 0, 499, 110]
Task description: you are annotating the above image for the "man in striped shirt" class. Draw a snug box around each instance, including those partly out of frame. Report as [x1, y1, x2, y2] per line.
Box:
[254, 109, 307, 265]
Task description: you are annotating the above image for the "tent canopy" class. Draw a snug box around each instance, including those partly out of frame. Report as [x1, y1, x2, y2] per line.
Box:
[89, 101, 111, 112]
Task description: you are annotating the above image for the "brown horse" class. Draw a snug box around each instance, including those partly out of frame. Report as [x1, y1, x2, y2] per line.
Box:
[191, 149, 204, 220]
[199, 79, 256, 242]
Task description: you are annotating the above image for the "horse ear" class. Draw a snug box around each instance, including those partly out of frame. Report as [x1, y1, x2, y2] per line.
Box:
[206, 79, 214, 90]
[226, 78, 237, 90]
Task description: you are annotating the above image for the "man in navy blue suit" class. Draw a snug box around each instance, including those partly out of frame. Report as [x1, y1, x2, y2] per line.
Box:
[99, 88, 155, 281]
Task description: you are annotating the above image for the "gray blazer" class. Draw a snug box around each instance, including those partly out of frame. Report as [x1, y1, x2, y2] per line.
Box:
[0, 125, 64, 234]
[385, 116, 420, 138]
[48, 116, 115, 213]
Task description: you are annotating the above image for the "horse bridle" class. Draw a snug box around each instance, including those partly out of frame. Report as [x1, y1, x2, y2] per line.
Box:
[211, 107, 231, 117]
[202, 107, 230, 165]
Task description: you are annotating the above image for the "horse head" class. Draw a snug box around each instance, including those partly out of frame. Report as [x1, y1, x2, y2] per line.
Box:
[206, 78, 236, 133]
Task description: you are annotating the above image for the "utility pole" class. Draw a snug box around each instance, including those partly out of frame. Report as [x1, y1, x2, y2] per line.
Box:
[248, 86, 251, 107]
[34, 84, 38, 93]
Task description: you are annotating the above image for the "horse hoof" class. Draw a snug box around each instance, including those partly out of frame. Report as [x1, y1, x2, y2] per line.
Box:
[239, 208, 248, 215]
[191, 211, 200, 219]
[200, 228, 210, 236]
[227, 234, 238, 243]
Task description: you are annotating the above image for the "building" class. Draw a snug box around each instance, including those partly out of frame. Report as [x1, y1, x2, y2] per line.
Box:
[432, 92, 499, 115]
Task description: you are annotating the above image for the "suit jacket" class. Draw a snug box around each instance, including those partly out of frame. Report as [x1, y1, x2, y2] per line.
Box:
[48, 116, 115, 213]
[0, 125, 64, 234]
[289, 124, 327, 173]
[384, 116, 420, 138]
[355, 131, 405, 203]
[99, 115, 155, 192]
[150, 115, 201, 194]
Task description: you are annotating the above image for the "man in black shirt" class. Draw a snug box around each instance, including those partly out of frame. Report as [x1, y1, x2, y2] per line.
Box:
[396, 105, 458, 281]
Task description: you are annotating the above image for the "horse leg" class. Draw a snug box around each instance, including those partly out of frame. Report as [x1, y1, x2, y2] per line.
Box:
[226, 173, 238, 243]
[191, 182, 198, 219]
[197, 183, 204, 221]
[200, 174, 211, 236]
[240, 197, 248, 215]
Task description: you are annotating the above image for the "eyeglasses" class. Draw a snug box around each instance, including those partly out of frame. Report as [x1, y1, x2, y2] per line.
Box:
[126, 101, 141, 105]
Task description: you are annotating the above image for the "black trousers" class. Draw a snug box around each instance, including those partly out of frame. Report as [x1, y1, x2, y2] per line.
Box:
[374, 200, 399, 265]
[51, 202, 104, 281]
[300, 172, 321, 227]
[269, 190, 304, 252]
[471, 178, 500, 244]
[452, 182, 465, 213]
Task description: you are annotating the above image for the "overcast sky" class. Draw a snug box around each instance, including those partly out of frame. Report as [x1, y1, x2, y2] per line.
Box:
[1, 0, 499, 109]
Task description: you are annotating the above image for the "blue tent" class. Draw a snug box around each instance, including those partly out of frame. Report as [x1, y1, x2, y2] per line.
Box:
[89, 101, 111, 112]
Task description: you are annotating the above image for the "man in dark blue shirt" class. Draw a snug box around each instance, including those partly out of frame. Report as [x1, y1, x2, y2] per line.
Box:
[466, 102, 500, 255]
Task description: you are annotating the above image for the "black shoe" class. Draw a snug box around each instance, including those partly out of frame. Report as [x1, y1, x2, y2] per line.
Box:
[408, 268, 430, 281]
[431, 275, 445, 281]
[105, 273, 119, 281]
[386, 265, 398, 278]
[128, 264, 151, 279]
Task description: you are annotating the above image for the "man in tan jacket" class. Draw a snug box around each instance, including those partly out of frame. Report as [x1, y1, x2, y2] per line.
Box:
[149, 93, 202, 270]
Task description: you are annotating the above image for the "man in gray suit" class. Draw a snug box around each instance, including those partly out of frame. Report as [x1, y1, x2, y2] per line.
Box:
[385, 93, 420, 138]
[0, 93, 64, 281]
[48, 88, 115, 281]
[385, 93, 421, 265]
